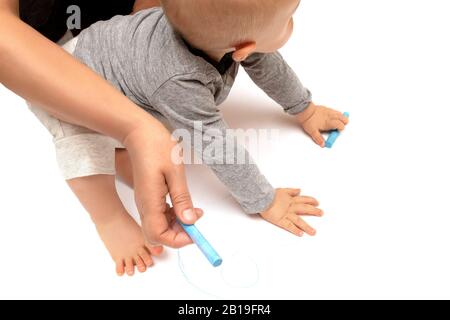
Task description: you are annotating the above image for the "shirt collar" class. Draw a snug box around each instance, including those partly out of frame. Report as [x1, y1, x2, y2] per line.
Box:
[184, 40, 235, 75]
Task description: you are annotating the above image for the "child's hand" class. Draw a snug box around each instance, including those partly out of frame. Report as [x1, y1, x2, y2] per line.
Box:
[296, 102, 350, 148]
[260, 188, 323, 237]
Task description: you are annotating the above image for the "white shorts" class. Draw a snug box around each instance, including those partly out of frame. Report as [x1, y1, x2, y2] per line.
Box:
[28, 31, 124, 180]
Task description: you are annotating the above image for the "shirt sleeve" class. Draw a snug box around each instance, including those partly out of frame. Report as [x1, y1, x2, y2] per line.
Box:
[151, 74, 275, 214]
[241, 52, 312, 115]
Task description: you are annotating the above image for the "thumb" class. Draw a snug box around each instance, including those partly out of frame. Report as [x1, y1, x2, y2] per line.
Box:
[165, 165, 203, 225]
[308, 129, 325, 148]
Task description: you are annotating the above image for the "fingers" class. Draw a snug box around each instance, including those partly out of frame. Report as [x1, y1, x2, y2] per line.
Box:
[159, 229, 193, 248]
[337, 113, 350, 125]
[290, 196, 323, 217]
[326, 119, 346, 132]
[328, 111, 349, 130]
[288, 214, 317, 236]
[148, 207, 196, 249]
[138, 166, 201, 248]
[290, 203, 323, 217]
[141, 207, 189, 248]
[307, 129, 325, 148]
[136, 171, 171, 243]
[293, 196, 320, 207]
[280, 219, 304, 237]
[151, 211, 193, 248]
[165, 164, 202, 225]
[301, 106, 348, 147]
[329, 110, 349, 124]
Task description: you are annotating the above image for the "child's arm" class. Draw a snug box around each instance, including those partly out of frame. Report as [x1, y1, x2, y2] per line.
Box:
[241, 52, 349, 147]
[151, 76, 275, 214]
[151, 76, 323, 236]
[241, 52, 312, 115]
[151, 76, 319, 236]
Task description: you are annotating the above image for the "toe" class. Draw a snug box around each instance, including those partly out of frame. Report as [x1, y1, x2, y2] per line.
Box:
[116, 260, 125, 277]
[134, 256, 147, 273]
[139, 248, 154, 267]
[125, 258, 135, 276]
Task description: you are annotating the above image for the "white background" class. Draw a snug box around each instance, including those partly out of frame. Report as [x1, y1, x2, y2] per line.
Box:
[1, 0, 449, 299]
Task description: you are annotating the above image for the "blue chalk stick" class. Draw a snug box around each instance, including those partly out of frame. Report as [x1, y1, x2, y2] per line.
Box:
[325, 112, 349, 148]
[180, 222, 223, 267]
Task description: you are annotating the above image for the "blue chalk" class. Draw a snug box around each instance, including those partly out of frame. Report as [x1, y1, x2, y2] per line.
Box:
[325, 112, 349, 148]
[180, 222, 223, 267]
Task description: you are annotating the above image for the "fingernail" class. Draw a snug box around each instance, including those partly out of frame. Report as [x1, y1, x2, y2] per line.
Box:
[182, 209, 195, 221]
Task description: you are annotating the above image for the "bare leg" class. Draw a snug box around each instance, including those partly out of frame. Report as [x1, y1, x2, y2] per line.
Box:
[116, 149, 134, 187]
[67, 174, 162, 276]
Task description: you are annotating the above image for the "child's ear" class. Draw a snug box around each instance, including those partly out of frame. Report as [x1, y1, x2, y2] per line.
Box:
[232, 42, 257, 62]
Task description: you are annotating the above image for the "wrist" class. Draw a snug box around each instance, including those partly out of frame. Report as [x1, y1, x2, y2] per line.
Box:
[122, 117, 170, 151]
[296, 102, 317, 125]
[260, 191, 278, 217]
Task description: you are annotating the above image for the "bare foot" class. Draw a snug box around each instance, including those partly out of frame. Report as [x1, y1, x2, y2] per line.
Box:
[95, 210, 164, 276]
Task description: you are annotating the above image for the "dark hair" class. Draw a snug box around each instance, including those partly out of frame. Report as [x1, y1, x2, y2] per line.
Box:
[20, 0, 55, 26]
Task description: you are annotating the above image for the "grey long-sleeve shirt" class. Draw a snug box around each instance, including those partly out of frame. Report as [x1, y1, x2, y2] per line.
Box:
[73, 8, 312, 213]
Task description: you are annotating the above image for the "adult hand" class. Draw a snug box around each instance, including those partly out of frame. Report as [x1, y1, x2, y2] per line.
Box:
[124, 120, 203, 248]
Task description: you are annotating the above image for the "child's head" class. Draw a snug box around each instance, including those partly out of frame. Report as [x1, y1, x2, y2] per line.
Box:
[161, 0, 301, 61]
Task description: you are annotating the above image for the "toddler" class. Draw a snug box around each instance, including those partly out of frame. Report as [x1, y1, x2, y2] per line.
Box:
[30, 0, 349, 276]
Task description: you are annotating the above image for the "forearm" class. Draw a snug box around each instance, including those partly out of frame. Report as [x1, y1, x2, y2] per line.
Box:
[154, 76, 276, 213]
[0, 10, 160, 144]
[211, 162, 275, 214]
[176, 119, 275, 213]
[242, 52, 312, 115]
